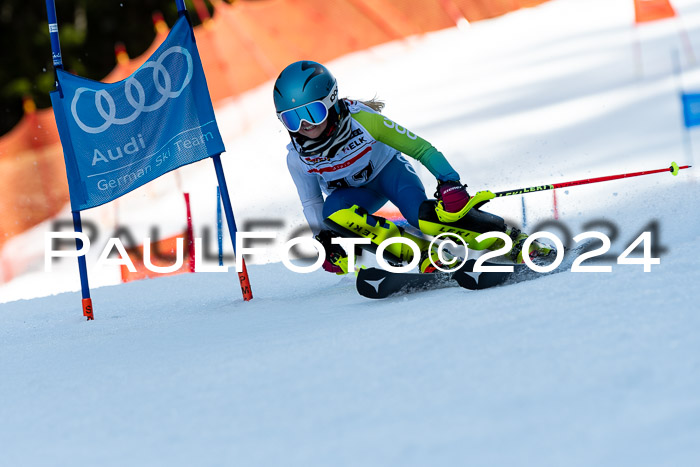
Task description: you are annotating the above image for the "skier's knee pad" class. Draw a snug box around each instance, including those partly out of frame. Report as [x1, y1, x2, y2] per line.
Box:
[324, 205, 427, 263]
[418, 199, 507, 251]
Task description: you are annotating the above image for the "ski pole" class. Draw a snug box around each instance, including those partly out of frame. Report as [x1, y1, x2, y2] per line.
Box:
[493, 162, 691, 198]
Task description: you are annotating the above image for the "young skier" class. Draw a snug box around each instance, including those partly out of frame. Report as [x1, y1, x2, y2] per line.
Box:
[273, 60, 552, 274]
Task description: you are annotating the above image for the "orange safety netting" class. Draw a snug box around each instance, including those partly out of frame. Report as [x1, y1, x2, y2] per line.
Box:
[634, 0, 676, 24]
[0, 0, 549, 259]
[0, 105, 68, 251]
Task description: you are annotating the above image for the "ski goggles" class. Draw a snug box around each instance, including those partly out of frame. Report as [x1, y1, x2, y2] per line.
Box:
[277, 83, 338, 132]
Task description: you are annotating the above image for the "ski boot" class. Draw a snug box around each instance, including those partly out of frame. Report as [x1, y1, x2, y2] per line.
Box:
[490, 227, 557, 263]
[506, 227, 557, 263]
[418, 191, 507, 250]
[324, 205, 430, 266]
[417, 191, 556, 264]
[418, 246, 462, 273]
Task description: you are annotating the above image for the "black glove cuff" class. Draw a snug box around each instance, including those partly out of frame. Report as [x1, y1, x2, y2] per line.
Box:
[315, 229, 346, 258]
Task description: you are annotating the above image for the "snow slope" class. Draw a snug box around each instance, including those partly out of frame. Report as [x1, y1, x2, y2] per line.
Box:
[1, 0, 700, 465]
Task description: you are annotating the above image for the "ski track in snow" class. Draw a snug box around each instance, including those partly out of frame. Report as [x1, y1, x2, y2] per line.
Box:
[2, 0, 700, 465]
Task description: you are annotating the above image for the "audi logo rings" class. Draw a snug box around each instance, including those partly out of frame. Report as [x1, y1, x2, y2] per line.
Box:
[70, 46, 194, 134]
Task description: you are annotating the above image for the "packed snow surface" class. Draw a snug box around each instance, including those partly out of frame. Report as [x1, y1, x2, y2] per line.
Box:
[1, 0, 699, 465]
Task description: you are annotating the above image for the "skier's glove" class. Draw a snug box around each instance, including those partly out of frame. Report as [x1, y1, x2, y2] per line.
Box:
[315, 229, 349, 274]
[436, 180, 470, 213]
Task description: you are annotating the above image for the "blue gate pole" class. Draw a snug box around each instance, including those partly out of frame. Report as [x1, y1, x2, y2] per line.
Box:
[176, 0, 249, 300]
[46, 0, 94, 320]
[672, 49, 696, 168]
[175, 0, 187, 15]
[217, 187, 224, 266]
[72, 211, 94, 319]
[212, 154, 253, 301]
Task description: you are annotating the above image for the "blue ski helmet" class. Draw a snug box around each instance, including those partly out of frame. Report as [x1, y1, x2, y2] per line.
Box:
[273, 60, 343, 133]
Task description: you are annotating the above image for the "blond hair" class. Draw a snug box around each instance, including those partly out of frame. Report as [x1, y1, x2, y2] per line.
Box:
[345, 96, 385, 113]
